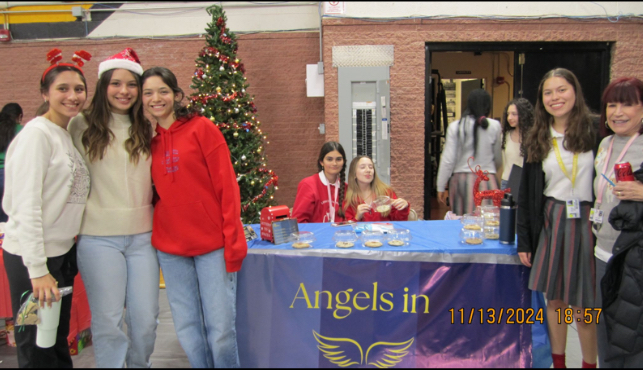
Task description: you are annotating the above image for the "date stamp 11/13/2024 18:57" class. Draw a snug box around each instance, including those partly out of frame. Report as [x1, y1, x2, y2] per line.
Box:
[449, 307, 603, 325]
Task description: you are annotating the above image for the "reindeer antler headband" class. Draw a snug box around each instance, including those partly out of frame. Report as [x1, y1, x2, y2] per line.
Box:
[41, 48, 92, 83]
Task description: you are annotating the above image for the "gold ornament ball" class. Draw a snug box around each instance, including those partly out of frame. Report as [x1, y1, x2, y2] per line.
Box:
[251, 181, 255, 185]
[216, 87, 222, 93]
[233, 132, 239, 138]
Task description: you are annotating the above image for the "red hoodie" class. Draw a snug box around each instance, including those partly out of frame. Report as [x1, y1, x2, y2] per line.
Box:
[291, 172, 346, 223]
[151, 115, 247, 272]
[344, 189, 410, 222]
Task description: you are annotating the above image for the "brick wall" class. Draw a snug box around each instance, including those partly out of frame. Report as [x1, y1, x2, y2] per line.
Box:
[322, 17, 643, 219]
[0, 32, 324, 208]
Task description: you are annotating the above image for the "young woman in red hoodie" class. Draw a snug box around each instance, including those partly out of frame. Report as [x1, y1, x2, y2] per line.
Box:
[141, 67, 247, 368]
[291, 141, 347, 223]
[343, 155, 410, 221]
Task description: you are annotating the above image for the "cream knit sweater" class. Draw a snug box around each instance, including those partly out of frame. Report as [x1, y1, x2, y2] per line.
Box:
[68, 113, 153, 236]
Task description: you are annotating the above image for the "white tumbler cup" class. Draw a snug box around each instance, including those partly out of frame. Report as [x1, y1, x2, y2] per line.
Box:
[36, 299, 62, 348]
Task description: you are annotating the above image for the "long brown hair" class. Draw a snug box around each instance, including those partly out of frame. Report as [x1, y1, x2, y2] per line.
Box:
[343, 155, 392, 212]
[501, 98, 533, 158]
[525, 68, 595, 163]
[82, 68, 151, 163]
[317, 141, 347, 217]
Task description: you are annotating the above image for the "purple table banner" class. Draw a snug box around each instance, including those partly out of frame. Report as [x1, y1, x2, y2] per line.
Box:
[237, 221, 551, 368]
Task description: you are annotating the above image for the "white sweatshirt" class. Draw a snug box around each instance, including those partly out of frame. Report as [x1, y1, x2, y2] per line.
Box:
[2, 116, 90, 278]
[68, 113, 153, 236]
[436, 116, 502, 192]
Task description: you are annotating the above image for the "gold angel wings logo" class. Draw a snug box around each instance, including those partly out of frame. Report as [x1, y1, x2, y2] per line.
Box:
[313, 330, 414, 368]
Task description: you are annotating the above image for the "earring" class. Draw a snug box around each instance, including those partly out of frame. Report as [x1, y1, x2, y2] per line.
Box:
[605, 120, 609, 128]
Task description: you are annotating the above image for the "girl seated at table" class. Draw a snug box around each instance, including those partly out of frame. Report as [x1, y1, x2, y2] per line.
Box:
[292, 141, 347, 223]
[343, 155, 409, 221]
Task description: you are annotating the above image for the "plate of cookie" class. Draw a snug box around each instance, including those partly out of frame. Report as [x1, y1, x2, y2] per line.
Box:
[461, 213, 483, 231]
[290, 231, 316, 249]
[386, 228, 412, 247]
[459, 229, 485, 245]
[361, 230, 384, 248]
[333, 229, 358, 249]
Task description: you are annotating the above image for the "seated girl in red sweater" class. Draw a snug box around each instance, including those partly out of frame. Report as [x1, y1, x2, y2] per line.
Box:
[343, 155, 410, 221]
[291, 141, 347, 223]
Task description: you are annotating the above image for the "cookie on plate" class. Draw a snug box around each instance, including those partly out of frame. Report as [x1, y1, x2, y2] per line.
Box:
[485, 233, 499, 240]
[292, 242, 311, 249]
[463, 224, 481, 230]
[335, 241, 354, 248]
[465, 237, 483, 245]
[388, 239, 405, 246]
[364, 241, 383, 248]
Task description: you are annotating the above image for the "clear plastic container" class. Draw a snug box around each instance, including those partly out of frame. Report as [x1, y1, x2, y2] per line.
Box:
[460, 229, 485, 245]
[333, 229, 358, 248]
[290, 231, 315, 249]
[372, 196, 392, 218]
[361, 229, 385, 248]
[484, 225, 500, 240]
[461, 213, 483, 231]
[481, 206, 500, 227]
[386, 228, 412, 247]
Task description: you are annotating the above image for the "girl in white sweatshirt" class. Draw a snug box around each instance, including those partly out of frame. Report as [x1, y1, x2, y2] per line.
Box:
[67, 48, 158, 368]
[2, 53, 90, 368]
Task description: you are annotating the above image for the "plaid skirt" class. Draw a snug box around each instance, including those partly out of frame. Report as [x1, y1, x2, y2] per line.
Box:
[528, 197, 596, 308]
[448, 172, 499, 216]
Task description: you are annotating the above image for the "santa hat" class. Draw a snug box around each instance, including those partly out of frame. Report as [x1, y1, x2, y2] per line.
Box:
[98, 48, 143, 77]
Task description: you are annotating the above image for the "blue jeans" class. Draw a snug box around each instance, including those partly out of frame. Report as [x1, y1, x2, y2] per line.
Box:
[77, 232, 159, 368]
[157, 248, 239, 368]
[501, 179, 509, 190]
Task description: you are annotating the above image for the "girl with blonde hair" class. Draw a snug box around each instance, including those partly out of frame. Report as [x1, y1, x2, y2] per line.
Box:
[343, 155, 409, 221]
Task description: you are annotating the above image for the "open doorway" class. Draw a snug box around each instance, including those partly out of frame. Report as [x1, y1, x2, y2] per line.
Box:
[423, 42, 611, 220]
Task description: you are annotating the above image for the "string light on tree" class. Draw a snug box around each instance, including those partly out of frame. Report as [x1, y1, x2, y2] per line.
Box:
[188, 4, 277, 223]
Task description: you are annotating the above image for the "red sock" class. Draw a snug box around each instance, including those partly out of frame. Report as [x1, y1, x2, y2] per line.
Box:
[582, 360, 597, 368]
[552, 353, 566, 368]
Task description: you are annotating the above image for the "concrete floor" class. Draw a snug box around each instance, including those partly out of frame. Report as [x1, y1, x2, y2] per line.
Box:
[0, 288, 190, 368]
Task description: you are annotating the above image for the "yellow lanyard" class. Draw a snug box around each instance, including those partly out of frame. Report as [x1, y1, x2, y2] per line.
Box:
[552, 138, 578, 189]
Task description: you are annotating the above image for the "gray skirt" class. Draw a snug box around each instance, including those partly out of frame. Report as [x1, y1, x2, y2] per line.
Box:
[528, 197, 596, 308]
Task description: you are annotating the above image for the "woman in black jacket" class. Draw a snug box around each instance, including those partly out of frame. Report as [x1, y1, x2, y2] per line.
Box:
[517, 68, 597, 368]
[593, 76, 643, 368]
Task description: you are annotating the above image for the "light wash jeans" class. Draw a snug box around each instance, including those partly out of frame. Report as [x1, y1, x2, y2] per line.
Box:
[77, 232, 160, 368]
[157, 248, 240, 368]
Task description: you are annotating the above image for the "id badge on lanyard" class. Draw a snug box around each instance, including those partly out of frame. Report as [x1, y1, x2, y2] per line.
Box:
[552, 138, 580, 219]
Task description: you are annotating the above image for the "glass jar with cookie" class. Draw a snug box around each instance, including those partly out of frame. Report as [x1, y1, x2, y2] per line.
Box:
[461, 213, 484, 231]
[290, 231, 316, 249]
[333, 229, 358, 249]
[460, 229, 485, 245]
[361, 229, 385, 248]
[386, 228, 412, 247]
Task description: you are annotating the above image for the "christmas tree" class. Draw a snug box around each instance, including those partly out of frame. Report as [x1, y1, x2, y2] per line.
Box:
[189, 4, 278, 224]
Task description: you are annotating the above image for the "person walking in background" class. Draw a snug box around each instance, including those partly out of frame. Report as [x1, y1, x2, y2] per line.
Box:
[292, 141, 347, 223]
[2, 50, 90, 368]
[499, 98, 534, 190]
[517, 68, 598, 369]
[68, 48, 159, 368]
[0, 103, 24, 222]
[437, 88, 502, 215]
[142, 66, 247, 368]
[592, 76, 643, 368]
